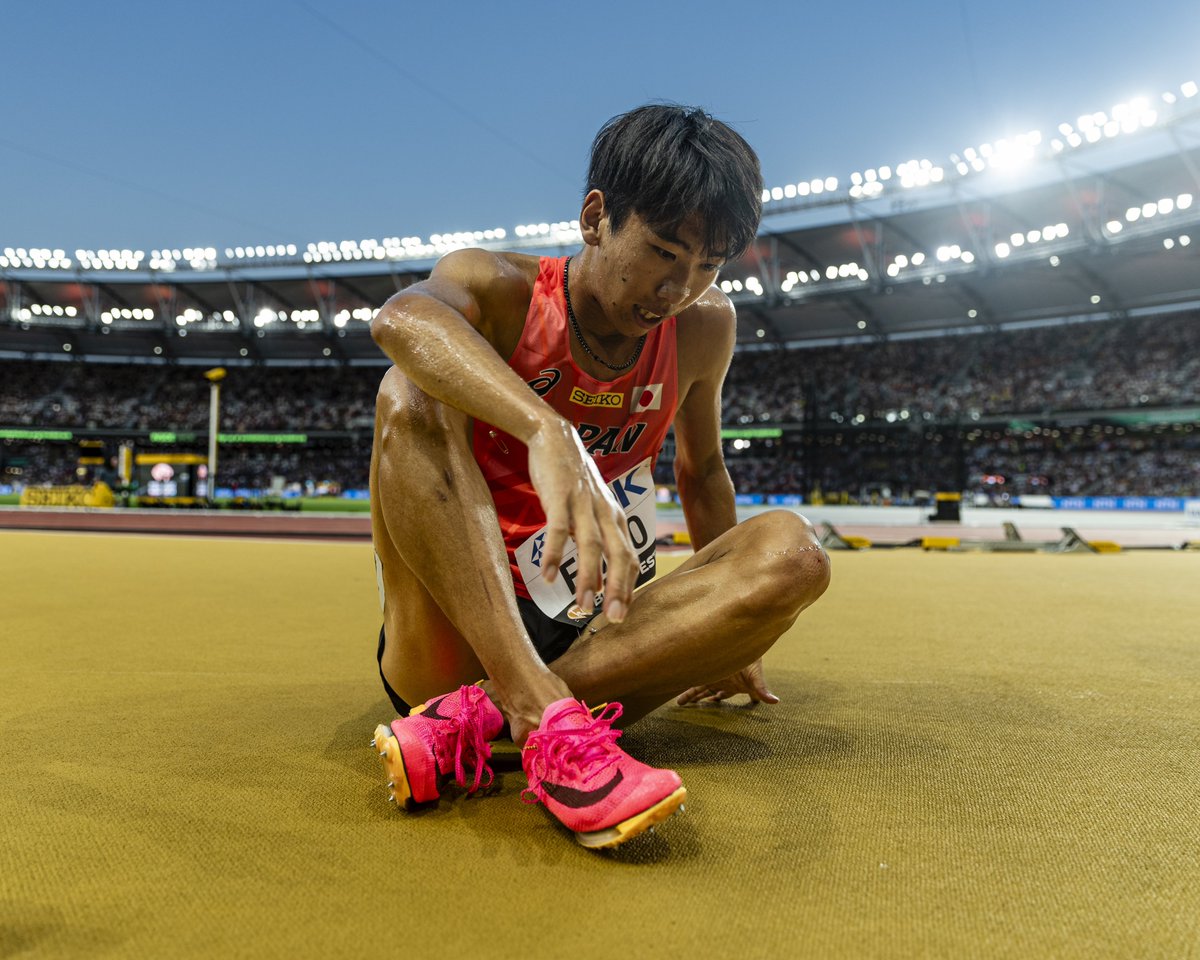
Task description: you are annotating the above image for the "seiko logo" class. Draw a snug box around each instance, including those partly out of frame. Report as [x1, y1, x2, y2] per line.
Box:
[569, 387, 623, 408]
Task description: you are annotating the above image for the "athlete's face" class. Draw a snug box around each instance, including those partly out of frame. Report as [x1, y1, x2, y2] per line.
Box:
[588, 203, 726, 338]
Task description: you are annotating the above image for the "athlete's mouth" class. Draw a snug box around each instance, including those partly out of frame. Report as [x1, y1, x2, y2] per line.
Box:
[635, 305, 663, 324]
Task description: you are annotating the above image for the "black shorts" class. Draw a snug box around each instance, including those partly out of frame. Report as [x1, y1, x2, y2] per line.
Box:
[375, 598, 585, 716]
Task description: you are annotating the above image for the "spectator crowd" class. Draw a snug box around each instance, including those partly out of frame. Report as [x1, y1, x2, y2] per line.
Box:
[2, 311, 1198, 499]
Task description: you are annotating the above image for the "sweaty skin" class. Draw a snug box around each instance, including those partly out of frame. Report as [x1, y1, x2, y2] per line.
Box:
[370, 190, 830, 744]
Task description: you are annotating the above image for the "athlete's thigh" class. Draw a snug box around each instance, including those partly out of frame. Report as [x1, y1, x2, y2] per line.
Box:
[374, 545, 485, 706]
[370, 378, 485, 703]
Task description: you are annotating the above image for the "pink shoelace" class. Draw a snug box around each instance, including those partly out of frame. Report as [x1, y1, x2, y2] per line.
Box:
[431, 686, 495, 793]
[521, 702, 624, 804]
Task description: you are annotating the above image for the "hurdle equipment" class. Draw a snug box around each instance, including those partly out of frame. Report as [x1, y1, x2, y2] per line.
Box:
[921, 536, 961, 551]
[818, 522, 872, 550]
[1047, 527, 1122, 554]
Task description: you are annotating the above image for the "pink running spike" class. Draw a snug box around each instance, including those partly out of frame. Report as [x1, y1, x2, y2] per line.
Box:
[373, 685, 504, 807]
[521, 698, 686, 849]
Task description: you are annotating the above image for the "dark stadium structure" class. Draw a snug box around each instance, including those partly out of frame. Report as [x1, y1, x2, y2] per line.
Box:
[2, 90, 1198, 505]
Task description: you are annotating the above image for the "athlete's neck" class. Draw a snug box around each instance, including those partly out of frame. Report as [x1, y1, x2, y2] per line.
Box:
[566, 251, 635, 352]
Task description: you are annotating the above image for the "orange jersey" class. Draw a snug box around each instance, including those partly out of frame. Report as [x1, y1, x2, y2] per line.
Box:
[471, 255, 678, 606]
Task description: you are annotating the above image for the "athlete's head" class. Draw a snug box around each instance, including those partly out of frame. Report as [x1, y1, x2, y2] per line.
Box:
[585, 104, 763, 262]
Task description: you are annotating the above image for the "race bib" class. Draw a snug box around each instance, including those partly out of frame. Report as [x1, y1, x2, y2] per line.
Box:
[515, 459, 658, 625]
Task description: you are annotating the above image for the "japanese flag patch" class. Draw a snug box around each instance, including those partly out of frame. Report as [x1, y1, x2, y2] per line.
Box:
[632, 383, 662, 413]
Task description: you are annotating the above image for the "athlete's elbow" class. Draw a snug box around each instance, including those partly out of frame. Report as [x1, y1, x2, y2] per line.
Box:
[370, 294, 424, 363]
[370, 296, 403, 348]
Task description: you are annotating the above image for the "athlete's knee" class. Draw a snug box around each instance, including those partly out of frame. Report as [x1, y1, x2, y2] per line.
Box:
[375, 367, 466, 453]
[746, 511, 831, 618]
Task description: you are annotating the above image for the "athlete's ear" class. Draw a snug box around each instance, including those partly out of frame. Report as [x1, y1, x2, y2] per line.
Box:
[579, 189, 606, 247]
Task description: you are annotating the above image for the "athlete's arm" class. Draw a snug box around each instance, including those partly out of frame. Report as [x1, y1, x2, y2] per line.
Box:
[371, 249, 638, 624]
[671, 292, 738, 551]
[672, 291, 778, 707]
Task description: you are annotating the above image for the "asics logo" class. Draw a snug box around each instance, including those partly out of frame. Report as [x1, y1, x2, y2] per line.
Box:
[531, 532, 545, 567]
[542, 770, 624, 808]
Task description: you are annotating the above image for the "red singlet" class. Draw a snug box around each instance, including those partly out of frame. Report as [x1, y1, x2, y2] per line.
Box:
[471, 256, 678, 600]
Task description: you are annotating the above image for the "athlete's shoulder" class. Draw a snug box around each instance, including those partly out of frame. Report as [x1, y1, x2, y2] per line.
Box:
[676, 284, 736, 374]
[678, 283, 736, 329]
[429, 249, 539, 307]
[425, 249, 541, 348]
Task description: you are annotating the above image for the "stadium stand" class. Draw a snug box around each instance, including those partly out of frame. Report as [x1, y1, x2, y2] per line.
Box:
[3, 83, 1198, 504]
[2, 309, 1197, 499]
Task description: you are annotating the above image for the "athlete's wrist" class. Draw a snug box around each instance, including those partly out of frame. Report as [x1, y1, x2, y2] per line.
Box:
[522, 412, 576, 449]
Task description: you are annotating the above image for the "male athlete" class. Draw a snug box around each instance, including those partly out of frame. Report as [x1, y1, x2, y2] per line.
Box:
[368, 104, 831, 849]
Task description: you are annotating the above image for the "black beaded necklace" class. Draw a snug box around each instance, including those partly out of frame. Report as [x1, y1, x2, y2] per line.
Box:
[562, 257, 646, 373]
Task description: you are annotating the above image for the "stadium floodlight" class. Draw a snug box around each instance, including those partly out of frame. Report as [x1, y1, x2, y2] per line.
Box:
[1181, 236, 1191, 246]
[995, 242, 1011, 258]
[1091, 295, 1102, 304]
[1126, 207, 1141, 222]
[1177, 193, 1193, 210]
[1164, 238, 1175, 249]
[1158, 198, 1175, 215]
[1142, 201, 1157, 218]
[1183, 81, 1198, 98]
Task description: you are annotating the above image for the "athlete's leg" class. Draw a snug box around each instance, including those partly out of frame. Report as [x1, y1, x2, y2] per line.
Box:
[371, 367, 566, 733]
[545, 510, 830, 722]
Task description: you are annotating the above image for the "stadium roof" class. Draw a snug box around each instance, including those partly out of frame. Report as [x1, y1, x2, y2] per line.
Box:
[2, 92, 1198, 363]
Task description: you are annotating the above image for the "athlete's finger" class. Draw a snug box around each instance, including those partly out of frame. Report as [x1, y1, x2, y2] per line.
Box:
[570, 510, 604, 611]
[748, 678, 780, 704]
[676, 686, 708, 705]
[597, 505, 637, 623]
[540, 509, 570, 584]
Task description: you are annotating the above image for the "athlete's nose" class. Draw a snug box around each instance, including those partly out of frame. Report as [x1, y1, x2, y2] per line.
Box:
[657, 272, 688, 306]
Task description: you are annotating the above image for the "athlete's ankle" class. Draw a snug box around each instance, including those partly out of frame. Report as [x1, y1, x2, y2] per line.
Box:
[484, 672, 573, 746]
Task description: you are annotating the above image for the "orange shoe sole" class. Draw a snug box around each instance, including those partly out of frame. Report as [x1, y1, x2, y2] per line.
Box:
[573, 785, 688, 849]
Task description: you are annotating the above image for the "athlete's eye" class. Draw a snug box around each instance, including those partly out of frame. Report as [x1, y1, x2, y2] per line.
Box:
[653, 246, 675, 262]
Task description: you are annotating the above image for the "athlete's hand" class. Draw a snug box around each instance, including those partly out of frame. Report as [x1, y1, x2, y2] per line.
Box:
[675, 659, 779, 706]
[525, 418, 638, 624]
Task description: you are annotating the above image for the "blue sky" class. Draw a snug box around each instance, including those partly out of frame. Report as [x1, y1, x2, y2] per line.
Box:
[3, 0, 1197, 250]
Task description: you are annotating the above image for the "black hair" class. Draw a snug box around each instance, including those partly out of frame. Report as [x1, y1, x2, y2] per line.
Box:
[586, 103, 763, 261]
